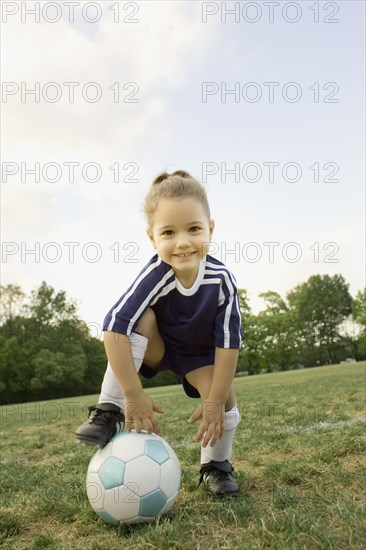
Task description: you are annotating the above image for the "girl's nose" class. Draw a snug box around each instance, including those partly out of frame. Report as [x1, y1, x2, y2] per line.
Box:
[176, 233, 191, 248]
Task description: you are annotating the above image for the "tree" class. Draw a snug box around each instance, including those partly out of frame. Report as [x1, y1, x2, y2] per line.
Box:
[0, 284, 25, 323]
[30, 345, 87, 399]
[0, 282, 103, 403]
[339, 289, 366, 361]
[258, 291, 288, 316]
[353, 289, 366, 358]
[237, 289, 263, 375]
[257, 291, 299, 371]
[81, 336, 108, 394]
[27, 281, 78, 327]
[353, 289, 366, 329]
[287, 274, 353, 365]
[0, 335, 35, 401]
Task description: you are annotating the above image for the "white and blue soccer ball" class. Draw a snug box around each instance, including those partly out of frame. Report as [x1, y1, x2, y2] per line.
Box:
[86, 431, 181, 525]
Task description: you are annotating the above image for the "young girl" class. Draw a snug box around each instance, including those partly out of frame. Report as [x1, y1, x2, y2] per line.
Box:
[76, 170, 242, 497]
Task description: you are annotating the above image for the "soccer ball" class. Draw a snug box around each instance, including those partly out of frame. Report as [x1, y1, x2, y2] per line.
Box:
[86, 431, 181, 525]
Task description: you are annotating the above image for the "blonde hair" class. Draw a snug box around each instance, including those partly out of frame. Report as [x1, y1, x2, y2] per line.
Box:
[143, 170, 211, 227]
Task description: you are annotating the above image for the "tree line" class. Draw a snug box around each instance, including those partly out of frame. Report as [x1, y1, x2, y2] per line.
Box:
[238, 275, 365, 374]
[0, 275, 365, 404]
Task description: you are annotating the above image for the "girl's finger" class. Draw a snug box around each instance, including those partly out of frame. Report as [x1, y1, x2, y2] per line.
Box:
[151, 417, 161, 436]
[153, 402, 165, 414]
[202, 426, 214, 448]
[188, 405, 202, 424]
[143, 417, 154, 434]
[210, 423, 222, 447]
[133, 418, 143, 433]
[195, 421, 207, 442]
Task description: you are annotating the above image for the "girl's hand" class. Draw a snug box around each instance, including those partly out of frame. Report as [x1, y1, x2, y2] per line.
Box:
[124, 389, 164, 436]
[188, 400, 225, 448]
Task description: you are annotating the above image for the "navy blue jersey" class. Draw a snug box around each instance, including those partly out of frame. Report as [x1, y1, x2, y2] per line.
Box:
[103, 254, 242, 354]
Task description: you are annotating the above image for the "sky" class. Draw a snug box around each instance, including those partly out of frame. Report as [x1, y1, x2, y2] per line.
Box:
[1, 0, 365, 336]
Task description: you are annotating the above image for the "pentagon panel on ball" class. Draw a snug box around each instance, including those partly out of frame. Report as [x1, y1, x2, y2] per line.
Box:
[86, 430, 181, 525]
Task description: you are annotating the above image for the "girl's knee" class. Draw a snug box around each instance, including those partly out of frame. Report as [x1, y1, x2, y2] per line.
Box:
[225, 402, 241, 428]
[186, 366, 236, 409]
[185, 365, 214, 400]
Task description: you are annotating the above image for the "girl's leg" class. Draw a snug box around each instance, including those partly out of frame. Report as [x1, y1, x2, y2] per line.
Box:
[98, 334, 147, 408]
[76, 309, 164, 446]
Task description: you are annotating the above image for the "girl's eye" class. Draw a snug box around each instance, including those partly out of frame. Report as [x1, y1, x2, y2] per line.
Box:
[162, 230, 174, 236]
[190, 226, 201, 232]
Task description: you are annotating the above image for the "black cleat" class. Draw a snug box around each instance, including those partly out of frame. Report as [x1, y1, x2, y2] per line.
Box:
[199, 460, 240, 497]
[75, 403, 124, 448]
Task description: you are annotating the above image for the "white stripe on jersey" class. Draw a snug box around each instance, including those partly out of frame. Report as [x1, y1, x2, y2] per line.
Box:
[108, 257, 167, 332]
[200, 277, 221, 285]
[200, 278, 225, 306]
[205, 261, 237, 286]
[126, 268, 175, 334]
[150, 280, 176, 306]
[205, 263, 238, 347]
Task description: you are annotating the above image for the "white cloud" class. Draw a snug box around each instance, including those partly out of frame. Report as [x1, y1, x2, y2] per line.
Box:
[2, 1, 217, 160]
[1, 1, 221, 323]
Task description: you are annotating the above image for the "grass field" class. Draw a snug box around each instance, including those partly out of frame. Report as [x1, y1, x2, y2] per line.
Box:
[0, 363, 365, 550]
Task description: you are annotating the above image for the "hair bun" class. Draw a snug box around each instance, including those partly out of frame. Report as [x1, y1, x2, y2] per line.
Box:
[152, 173, 170, 186]
[144, 169, 210, 226]
[172, 170, 191, 179]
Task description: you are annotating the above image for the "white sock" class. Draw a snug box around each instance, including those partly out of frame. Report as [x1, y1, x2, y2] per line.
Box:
[98, 332, 148, 410]
[200, 404, 241, 464]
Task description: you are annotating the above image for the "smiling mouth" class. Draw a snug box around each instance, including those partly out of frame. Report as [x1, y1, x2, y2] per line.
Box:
[173, 252, 196, 257]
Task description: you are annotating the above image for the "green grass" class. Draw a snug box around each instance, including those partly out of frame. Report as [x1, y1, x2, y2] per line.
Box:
[1, 363, 365, 549]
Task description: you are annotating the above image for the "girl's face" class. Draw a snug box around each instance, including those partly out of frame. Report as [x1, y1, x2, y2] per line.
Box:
[147, 197, 214, 287]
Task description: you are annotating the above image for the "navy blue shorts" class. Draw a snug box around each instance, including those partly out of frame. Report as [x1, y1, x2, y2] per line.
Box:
[139, 345, 215, 398]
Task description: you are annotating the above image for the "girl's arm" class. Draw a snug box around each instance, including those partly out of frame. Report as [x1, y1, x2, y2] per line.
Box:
[189, 268, 242, 446]
[188, 347, 239, 448]
[208, 347, 239, 403]
[103, 331, 164, 434]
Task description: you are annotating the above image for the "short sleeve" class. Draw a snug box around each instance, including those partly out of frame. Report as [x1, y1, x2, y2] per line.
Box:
[103, 255, 174, 335]
[214, 273, 242, 348]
